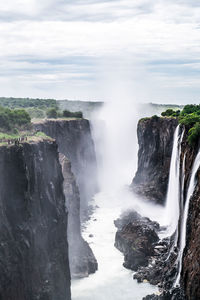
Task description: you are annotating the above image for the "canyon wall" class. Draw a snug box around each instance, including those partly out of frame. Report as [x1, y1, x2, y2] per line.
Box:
[0, 140, 71, 300]
[60, 154, 97, 278]
[34, 119, 98, 212]
[132, 117, 200, 300]
[178, 131, 200, 300]
[132, 117, 178, 204]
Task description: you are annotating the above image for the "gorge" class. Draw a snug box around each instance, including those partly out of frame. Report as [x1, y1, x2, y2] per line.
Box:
[0, 104, 200, 300]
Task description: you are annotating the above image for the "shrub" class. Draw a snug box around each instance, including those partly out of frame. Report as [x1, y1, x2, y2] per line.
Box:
[63, 110, 83, 118]
[152, 115, 159, 121]
[188, 123, 200, 146]
[46, 108, 58, 118]
[0, 106, 31, 132]
[161, 109, 180, 117]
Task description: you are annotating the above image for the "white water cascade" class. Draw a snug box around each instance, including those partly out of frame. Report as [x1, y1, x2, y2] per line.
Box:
[164, 125, 184, 237]
[175, 148, 200, 286]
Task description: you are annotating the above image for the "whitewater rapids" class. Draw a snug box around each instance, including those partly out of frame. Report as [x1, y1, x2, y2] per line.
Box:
[72, 188, 165, 300]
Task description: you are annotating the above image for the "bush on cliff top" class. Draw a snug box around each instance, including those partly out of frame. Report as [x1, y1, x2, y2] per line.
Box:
[46, 107, 83, 119]
[161, 108, 180, 117]
[178, 104, 200, 146]
[0, 106, 31, 132]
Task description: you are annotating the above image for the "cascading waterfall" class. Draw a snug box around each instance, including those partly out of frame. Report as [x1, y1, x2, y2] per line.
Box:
[174, 148, 200, 286]
[164, 125, 184, 237]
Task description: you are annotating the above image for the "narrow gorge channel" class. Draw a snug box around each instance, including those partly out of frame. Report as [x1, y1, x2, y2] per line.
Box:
[72, 190, 160, 300]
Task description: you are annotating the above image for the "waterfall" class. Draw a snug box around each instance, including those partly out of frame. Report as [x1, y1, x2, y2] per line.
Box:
[164, 125, 184, 237]
[174, 148, 200, 286]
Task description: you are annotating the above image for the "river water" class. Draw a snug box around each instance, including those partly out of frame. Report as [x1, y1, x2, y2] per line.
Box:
[72, 189, 164, 300]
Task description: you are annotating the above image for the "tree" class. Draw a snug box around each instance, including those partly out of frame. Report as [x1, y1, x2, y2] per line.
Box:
[46, 108, 58, 118]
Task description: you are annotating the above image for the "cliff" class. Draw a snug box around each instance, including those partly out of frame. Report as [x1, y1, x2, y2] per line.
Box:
[132, 117, 200, 300]
[59, 154, 97, 278]
[132, 117, 178, 204]
[178, 131, 200, 300]
[33, 119, 98, 213]
[0, 140, 71, 300]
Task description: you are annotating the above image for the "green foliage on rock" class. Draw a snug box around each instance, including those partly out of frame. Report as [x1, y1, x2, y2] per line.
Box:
[178, 104, 200, 146]
[161, 109, 180, 117]
[188, 123, 200, 146]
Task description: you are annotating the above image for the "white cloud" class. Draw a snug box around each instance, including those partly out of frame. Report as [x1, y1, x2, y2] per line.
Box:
[0, 0, 199, 102]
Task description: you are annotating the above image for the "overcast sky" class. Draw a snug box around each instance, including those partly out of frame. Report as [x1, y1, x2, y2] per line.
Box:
[0, 0, 200, 103]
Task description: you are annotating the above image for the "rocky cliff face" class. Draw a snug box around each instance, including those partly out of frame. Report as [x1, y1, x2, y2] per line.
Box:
[0, 140, 71, 300]
[132, 118, 200, 300]
[59, 154, 97, 278]
[34, 119, 98, 213]
[178, 132, 200, 300]
[132, 117, 178, 204]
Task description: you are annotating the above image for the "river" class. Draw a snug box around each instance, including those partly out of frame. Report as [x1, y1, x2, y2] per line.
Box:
[72, 188, 164, 300]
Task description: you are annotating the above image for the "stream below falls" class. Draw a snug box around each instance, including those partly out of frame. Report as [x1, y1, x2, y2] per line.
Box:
[71, 189, 164, 300]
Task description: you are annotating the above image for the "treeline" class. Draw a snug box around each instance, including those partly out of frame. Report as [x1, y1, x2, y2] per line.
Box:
[0, 97, 57, 109]
[161, 105, 200, 146]
[46, 108, 83, 119]
[0, 106, 31, 132]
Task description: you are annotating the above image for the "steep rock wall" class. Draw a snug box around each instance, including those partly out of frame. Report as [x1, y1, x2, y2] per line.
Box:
[0, 140, 71, 300]
[178, 132, 200, 300]
[59, 154, 97, 278]
[33, 119, 98, 212]
[132, 117, 178, 204]
[132, 119, 200, 300]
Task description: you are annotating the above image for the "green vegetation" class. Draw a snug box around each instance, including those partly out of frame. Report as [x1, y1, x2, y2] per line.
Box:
[0, 97, 57, 109]
[63, 110, 83, 118]
[46, 108, 58, 119]
[0, 106, 31, 132]
[177, 105, 200, 146]
[161, 109, 180, 117]
[160, 104, 200, 146]
[34, 131, 50, 139]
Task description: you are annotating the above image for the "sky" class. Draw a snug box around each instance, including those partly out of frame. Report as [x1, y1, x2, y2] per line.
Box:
[0, 0, 200, 103]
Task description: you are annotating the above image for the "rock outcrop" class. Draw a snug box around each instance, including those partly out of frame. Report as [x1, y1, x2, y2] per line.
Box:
[114, 211, 159, 271]
[0, 140, 71, 300]
[33, 119, 98, 213]
[59, 154, 97, 278]
[132, 117, 178, 204]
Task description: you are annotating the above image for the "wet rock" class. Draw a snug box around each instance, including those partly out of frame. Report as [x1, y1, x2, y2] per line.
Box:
[0, 141, 71, 300]
[60, 154, 97, 278]
[34, 119, 98, 212]
[131, 117, 178, 204]
[114, 210, 159, 271]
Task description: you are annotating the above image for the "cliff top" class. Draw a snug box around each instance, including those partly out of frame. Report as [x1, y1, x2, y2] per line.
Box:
[0, 131, 54, 147]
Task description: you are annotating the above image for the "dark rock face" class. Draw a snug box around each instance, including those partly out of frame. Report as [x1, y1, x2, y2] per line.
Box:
[59, 154, 97, 278]
[114, 211, 159, 271]
[131, 119, 200, 300]
[179, 135, 200, 300]
[33, 119, 98, 212]
[0, 141, 71, 300]
[132, 117, 178, 204]
[182, 184, 200, 300]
